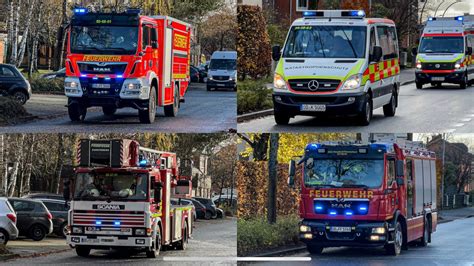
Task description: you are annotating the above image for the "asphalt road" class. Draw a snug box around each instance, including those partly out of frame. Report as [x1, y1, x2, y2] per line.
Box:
[245, 217, 474, 266]
[0, 83, 236, 133]
[7, 217, 237, 265]
[238, 83, 474, 133]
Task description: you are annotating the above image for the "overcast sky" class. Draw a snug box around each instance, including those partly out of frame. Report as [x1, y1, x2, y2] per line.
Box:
[430, 0, 472, 17]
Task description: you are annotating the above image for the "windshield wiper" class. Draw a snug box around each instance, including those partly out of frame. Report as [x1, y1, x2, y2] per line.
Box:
[306, 184, 338, 188]
[341, 29, 358, 58]
[342, 184, 369, 188]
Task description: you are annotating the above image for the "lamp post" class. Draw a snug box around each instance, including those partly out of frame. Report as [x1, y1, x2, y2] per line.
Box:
[442, 0, 462, 17]
[433, 1, 446, 17]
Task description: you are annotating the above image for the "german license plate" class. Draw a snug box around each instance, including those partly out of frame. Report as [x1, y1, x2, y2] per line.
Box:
[301, 104, 326, 112]
[83, 238, 99, 243]
[91, 83, 111, 89]
[216, 83, 225, 87]
[431, 77, 444, 81]
[330, 226, 352, 233]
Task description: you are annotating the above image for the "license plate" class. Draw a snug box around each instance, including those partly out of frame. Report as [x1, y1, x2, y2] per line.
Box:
[83, 238, 99, 243]
[101, 238, 115, 243]
[330, 226, 352, 233]
[431, 77, 444, 81]
[216, 83, 225, 87]
[301, 104, 326, 112]
[91, 83, 111, 89]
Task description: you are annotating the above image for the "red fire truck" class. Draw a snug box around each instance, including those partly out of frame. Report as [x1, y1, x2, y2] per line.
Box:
[64, 8, 192, 123]
[288, 140, 438, 255]
[64, 139, 193, 258]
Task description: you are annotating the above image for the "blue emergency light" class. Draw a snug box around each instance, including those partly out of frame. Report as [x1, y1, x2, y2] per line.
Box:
[116, 75, 123, 78]
[80, 74, 87, 78]
[329, 210, 337, 215]
[315, 204, 323, 212]
[428, 17, 435, 21]
[350, 10, 365, 17]
[345, 210, 353, 216]
[455, 16, 463, 21]
[358, 204, 368, 214]
[302, 11, 323, 17]
[114, 221, 121, 226]
[74, 8, 87, 14]
[139, 159, 148, 167]
[95, 220, 102, 225]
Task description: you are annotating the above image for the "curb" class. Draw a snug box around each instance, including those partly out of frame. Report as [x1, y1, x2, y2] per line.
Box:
[254, 245, 307, 257]
[401, 80, 416, 86]
[2, 247, 72, 262]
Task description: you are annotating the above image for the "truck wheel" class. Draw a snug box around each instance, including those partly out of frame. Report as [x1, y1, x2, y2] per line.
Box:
[176, 223, 188, 250]
[385, 221, 402, 256]
[306, 244, 323, 254]
[68, 101, 87, 122]
[460, 73, 468, 89]
[102, 106, 117, 116]
[416, 82, 423, 89]
[138, 86, 157, 124]
[29, 224, 46, 241]
[146, 227, 161, 258]
[274, 110, 290, 125]
[164, 87, 179, 117]
[60, 223, 68, 238]
[419, 218, 430, 247]
[0, 229, 9, 245]
[12, 90, 28, 105]
[76, 246, 91, 257]
[383, 90, 397, 117]
[357, 94, 372, 126]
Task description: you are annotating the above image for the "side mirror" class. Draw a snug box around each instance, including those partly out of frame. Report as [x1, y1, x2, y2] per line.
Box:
[272, 45, 281, 61]
[411, 47, 418, 56]
[63, 178, 70, 202]
[372, 46, 383, 62]
[288, 160, 296, 187]
[467, 47, 473, 55]
[154, 182, 163, 204]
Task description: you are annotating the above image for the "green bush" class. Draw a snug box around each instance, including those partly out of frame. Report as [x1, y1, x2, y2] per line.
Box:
[237, 78, 273, 114]
[237, 215, 300, 256]
[30, 78, 64, 93]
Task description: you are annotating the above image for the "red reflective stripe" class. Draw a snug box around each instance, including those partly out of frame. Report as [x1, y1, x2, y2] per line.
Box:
[363, 68, 370, 75]
[370, 73, 375, 82]
[465, 31, 474, 35]
[384, 61, 388, 68]
[422, 33, 463, 37]
[422, 69, 455, 74]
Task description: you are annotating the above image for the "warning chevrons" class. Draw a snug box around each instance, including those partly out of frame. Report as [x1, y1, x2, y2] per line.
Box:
[461, 55, 473, 67]
[362, 58, 400, 84]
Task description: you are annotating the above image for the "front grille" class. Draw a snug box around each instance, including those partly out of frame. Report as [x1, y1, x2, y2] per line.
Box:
[80, 77, 124, 97]
[287, 96, 337, 104]
[314, 199, 369, 216]
[212, 75, 230, 81]
[78, 62, 128, 75]
[288, 79, 340, 92]
[421, 62, 454, 70]
[72, 210, 145, 227]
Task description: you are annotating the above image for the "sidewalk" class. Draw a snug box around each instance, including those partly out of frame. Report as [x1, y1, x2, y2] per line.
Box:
[438, 206, 474, 223]
[0, 237, 71, 261]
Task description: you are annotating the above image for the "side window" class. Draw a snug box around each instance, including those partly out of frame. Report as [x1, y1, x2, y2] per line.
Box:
[142, 25, 151, 50]
[387, 158, 396, 187]
[0, 67, 16, 77]
[43, 202, 54, 211]
[369, 27, 376, 60]
[151, 28, 158, 49]
[377, 26, 398, 60]
[387, 26, 399, 58]
[12, 200, 35, 211]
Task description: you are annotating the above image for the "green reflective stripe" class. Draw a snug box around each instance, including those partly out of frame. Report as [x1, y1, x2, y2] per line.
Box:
[344, 59, 364, 79]
[417, 54, 463, 63]
[275, 59, 284, 76]
[151, 213, 161, 218]
[172, 206, 193, 212]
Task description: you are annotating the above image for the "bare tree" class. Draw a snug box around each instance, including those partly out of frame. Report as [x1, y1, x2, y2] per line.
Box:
[267, 133, 279, 224]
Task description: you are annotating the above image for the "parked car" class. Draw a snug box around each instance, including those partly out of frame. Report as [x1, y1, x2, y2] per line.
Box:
[171, 198, 196, 221]
[189, 198, 207, 220]
[212, 195, 237, 208]
[22, 193, 64, 201]
[190, 66, 200, 83]
[40, 68, 66, 79]
[193, 197, 217, 220]
[8, 198, 53, 241]
[37, 199, 69, 238]
[0, 198, 18, 245]
[0, 63, 32, 105]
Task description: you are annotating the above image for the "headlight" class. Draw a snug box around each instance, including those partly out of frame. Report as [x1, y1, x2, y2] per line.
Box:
[72, 227, 83, 234]
[372, 227, 386, 234]
[208, 75, 213, 80]
[127, 83, 141, 90]
[454, 60, 462, 69]
[299, 225, 311, 232]
[416, 61, 422, 69]
[135, 228, 146, 235]
[65, 81, 78, 88]
[341, 74, 361, 90]
[273, 73, 287, 90]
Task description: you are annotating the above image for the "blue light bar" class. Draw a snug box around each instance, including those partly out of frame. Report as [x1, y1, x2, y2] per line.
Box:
[345, 210, 353, 216]
[116, 75, 123, 78]
[114, 221, 120, 226]
[139, 159, 148, 166]
[349, 10, 365, 17]
[329, 210, 337, 215]
[92, 77, 98, 80]
[358, 204, 368, 214]
[74, 8, 87, 14]
[315, 205, 323, 211]
[359, 206, 367, 211]
[105, 77, 111, 81]
[428, 17, 434, 21]
[95, 220, 102, 225]
[80, 74, 87, 78]
[455, 16, 463, 21]
[303, 11, 319, 17]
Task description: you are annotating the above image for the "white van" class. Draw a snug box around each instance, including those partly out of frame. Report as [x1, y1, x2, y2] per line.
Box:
[272, 10, 400, 125]
[207, 51, 237, 91]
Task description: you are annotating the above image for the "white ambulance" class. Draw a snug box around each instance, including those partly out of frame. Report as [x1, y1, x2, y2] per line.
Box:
[272, 10, 400, 126]
[413, 16, 474, 89]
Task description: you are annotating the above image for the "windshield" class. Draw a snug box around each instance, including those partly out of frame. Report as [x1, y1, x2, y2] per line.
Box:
[74, 172, 148, 201]
[70, 26, 138, 55]
[209, 59, 236, 71]
[419, 37, 464, 54]
[283, 25, 366, 58]
[304, 158, 384, 188]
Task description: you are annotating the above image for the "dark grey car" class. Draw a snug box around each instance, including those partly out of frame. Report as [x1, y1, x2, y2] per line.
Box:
[39, 199, 69, 238]
[8, 198, 53, 241]
[193, 197, 217, 220]
[0, 64, 32, 105]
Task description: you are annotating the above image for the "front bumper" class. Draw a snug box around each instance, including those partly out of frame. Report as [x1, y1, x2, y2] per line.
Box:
[299, 220, 389, 247]
[415, 70, 466, 84]
[273, 92, 366, 117]
[68, 96, 149, 110]
[67, 235, 152, 248]
[207, 79, 236, 89]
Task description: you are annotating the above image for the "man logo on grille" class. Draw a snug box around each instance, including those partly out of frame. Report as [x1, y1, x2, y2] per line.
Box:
[435, 64, 440, 69]
[308, 80, 319, 91]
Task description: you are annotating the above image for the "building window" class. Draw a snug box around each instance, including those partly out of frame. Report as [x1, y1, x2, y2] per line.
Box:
[296, 0, 318, 11]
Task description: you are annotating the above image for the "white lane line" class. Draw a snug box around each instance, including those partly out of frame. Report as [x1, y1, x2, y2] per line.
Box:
[237, 257, 312, 261]
[461, 118, 472, 122]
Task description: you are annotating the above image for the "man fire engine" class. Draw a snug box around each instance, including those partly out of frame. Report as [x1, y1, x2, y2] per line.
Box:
[64, 8, 192, 123]
[288, 139, 437, 255]
[271, 10, 400, 126]
[64, 139, 193, 258]
[414, 15, 474, 89]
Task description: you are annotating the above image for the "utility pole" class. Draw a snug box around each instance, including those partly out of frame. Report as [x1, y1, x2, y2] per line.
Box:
[441, 133, 446, 209]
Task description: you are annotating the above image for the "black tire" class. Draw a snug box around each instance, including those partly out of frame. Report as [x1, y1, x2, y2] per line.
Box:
[29, 224, 46, 241]
[0, 229, 9, 245]
[68, 101, 87, 122]
[146, 227, 161, 258]
[385, 221, 402, 256]
[383, 90, 397, 117]
[274, 110, 290, 125]
[460, 73, 468, 89]
[164, 86, 179, 117]
[307, 244, 324, 254]
[176, 223, 188, 250]
[416, 82, 423, 89]
[419, 218, 430, 247]
[138, 86, 157, 124]
[60, 223, 68, 238]
[204, 211, 212, 220]
[102, 106, 117, 116]
[76, 246, 91, 257]
[12, 90, 28, 105]
[357, 94, 372, 126]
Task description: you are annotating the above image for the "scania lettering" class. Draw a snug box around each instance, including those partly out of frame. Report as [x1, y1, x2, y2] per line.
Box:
[288, 141, 438, 255]
[271, 10, 400, 126]
[65, 139, 193, 258]
[414, 16, 474, 89]
[65, 8, 192, 123]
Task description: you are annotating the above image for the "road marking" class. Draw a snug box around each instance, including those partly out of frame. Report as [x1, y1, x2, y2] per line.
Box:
[163, 257, 312, 262]
[237, 257, 311, 261]
[461, 118, 472, 122]
[452, 123, 465, 127]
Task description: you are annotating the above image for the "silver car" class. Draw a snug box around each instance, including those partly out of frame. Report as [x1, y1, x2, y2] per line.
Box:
[0, 197, 19, 245]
